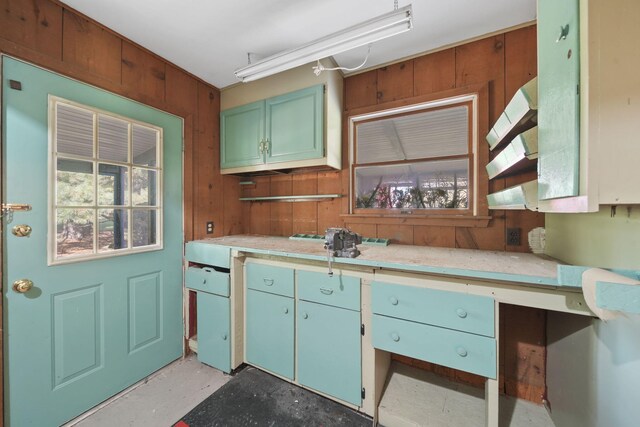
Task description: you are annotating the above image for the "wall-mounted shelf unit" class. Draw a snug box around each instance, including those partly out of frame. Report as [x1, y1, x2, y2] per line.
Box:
[239, 194, 342, 202]
[486, 78, 537, 151]
[487, 180, 538, 211]
[486, 127, 538, 179]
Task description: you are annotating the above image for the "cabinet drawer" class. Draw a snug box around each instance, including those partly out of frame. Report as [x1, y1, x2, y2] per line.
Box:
[372, 314, 496, 379]
[185, 266, 230, 297]
[372, 281, 494, 337]
[185, 242, 230, 268]
[297, 270, 360, 311]
[246, 262, 294, 297]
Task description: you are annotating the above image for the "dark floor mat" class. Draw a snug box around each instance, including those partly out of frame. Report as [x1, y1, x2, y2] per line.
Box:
[175, 366, 372, 427]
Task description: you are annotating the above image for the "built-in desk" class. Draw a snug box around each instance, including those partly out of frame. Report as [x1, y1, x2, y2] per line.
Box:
[185, 235, 594, 426]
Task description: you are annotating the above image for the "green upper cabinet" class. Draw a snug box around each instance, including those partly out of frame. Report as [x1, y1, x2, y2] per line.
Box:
[220, 85, 331, 174]
[537, 0, 580, 200]
[266, 85, 323, 164]
[220, 100, 265, 169]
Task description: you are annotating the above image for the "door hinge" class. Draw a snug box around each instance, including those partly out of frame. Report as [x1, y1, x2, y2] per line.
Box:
[361, 324, 365, 336]
[361, 387, 366, 400]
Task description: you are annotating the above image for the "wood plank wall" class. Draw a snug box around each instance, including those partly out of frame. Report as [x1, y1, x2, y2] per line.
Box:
[240, 26, 547, 403]
[0, 0, 244, 242]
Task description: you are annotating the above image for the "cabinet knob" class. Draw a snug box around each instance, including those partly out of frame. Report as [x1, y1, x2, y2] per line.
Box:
[456, 308, 467, 318]
[391, 332, 400, 342]
[389, 296, 399, 306]
[456, 347, 468, 357]
[221, 333, 228, 341]
[302, 312, 308, 319]
[202, 278, 207, 285]
[283, 307, 289, 314]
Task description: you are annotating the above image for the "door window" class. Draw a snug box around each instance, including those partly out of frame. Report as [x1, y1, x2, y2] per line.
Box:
[50, 98, 162, 264]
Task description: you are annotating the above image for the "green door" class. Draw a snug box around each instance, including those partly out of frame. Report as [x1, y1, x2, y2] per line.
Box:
[245, 289, 294, 379]
[265, 84, 323, 164]
[220, 100, 265, 169]
[297, 300, 361, 406]
[537, 0, 580, 200]
[2, 57, 183, 426]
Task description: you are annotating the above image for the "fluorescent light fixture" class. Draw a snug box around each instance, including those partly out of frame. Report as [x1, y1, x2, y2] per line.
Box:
[234, 5, 413, 82]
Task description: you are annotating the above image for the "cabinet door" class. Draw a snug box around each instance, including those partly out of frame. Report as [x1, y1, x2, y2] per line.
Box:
[265, 85, 323, 164]
[538, 0, 580, 200]
[197, 292, 231, 373]
[297, 300, 361, 406]
[220, 100, 265, 169]
[246, 289, 294, 379]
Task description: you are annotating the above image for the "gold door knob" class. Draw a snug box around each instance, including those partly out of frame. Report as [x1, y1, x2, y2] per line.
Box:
[13, 279, 33, 293]
[12, 224, 32, 237]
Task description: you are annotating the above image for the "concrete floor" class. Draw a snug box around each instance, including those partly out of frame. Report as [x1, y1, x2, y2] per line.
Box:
[67, 355, 230, 427]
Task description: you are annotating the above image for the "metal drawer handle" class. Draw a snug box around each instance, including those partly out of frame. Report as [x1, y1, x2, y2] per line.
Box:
[456, 308, 467, 318]
[319, 287, 333, 295]
[221, 333, 228, 341]
[283, 307, 289, 314]
[391, 332, 400, 342]
[263, 278, 274, 286]
[302, 312, 309, 319]
[456, 347, 468, 357]
[389, 296, 399, 306]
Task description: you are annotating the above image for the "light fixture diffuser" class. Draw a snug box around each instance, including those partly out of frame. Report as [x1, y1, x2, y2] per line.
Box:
[234, 5, 413, 82]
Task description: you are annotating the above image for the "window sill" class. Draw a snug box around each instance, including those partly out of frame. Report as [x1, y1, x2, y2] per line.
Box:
[340, 214, 492, 228]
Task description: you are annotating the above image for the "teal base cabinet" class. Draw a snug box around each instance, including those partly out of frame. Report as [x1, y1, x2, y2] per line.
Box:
[297, 300, 362, 406]
[196, 292, 231, 373]
[245, 289, 295, 379]
[185, 242, 232, 374]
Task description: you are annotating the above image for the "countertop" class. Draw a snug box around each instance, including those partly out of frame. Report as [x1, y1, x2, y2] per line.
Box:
[191, 235, 571, 288]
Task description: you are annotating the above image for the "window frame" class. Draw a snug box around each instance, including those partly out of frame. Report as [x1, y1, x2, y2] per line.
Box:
[48, 95, 164, 266]
[349, 92, 481, 218]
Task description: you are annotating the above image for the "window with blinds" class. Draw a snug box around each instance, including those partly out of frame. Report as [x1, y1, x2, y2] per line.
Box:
[50, 98, 162, 263]
[351, 97, 475, 215]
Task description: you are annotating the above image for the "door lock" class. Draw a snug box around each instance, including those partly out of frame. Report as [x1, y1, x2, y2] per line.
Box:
[12, 224, 32, 237]
[1, 203, 32, 222]
[13, 279, 34, 294]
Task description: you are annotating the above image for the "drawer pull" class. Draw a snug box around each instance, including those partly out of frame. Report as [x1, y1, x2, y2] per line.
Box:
[319, 287, 333, 295]
[283, 307, 289, 314]
[221, 333, 228, 341]
[263, 278, 274, 286]
[389, 296, 399, 306]
[456, 308, 468, 318]
[456, 347, 468, 357]
[302, 312, 309, 319]
[202, 278, 207, 285]
[391, 332, 400, 342]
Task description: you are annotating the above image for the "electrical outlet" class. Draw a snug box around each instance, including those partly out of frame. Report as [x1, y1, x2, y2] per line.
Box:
[506, 228, 521, 246]
[206, 221, 214, 234]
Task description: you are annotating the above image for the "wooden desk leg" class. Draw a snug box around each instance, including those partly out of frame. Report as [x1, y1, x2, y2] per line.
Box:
[486, 301, 500, 427]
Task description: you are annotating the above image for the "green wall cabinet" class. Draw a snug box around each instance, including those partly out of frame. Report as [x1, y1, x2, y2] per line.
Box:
[196, 292, 231, 373]
[245, 288, 295, 379]
[220, 85, 324, 173]
[219, 100, 265, 169]
[537, 0, 581, 200]
[297, 300, 362, 406]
